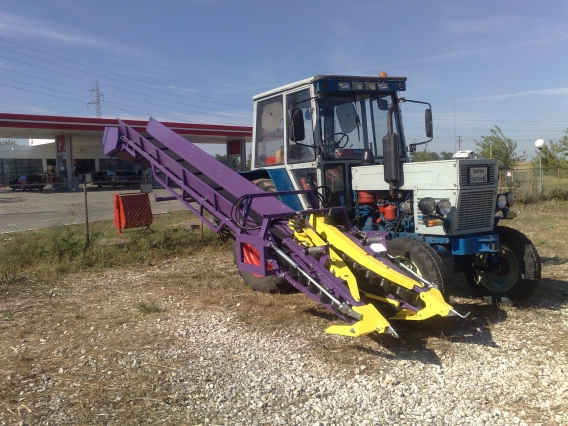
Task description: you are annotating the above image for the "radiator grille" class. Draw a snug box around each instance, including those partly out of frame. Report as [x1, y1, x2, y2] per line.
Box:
[459, 163, 496, 186]
[456, 190, 495, 231]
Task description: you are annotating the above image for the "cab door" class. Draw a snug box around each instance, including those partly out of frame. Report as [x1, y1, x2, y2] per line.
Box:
[284, 88, 319, 209]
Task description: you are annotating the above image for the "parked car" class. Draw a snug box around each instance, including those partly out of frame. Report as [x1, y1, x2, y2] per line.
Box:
[103, 170, 138, 189]
[9, 175, 47, 192]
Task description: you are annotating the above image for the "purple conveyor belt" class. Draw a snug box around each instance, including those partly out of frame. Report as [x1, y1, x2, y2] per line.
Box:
[103, 118, 295, 219]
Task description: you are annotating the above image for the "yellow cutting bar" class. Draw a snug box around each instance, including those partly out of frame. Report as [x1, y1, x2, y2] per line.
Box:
[293, 223, 361, 301]
[291, 221, 393, 336]
[326, 304, 396, 337]
[309, 214, 455, 321]
[310, 215, 419, 289]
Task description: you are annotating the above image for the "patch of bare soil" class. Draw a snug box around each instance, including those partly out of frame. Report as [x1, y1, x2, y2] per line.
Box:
[1, 205, 568, 425]
[0, 252, 331, 425]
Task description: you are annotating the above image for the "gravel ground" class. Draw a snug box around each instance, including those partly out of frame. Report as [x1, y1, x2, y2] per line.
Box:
[1, 251, 567, 425]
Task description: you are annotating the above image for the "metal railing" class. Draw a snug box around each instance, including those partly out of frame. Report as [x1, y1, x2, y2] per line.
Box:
[498, 167, 568, 198]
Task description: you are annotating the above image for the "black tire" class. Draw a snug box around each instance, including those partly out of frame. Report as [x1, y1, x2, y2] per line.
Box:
[464, 226, 541, 304]
[386, 237, 450, 300]
[231, 240, 291, 293]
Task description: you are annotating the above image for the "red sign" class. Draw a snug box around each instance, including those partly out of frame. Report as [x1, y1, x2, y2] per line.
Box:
[228, 140, 241, 155]
[56, 135, 66, 154]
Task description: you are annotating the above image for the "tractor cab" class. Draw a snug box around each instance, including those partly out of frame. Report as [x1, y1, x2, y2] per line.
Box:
[251, 74, 430, 210]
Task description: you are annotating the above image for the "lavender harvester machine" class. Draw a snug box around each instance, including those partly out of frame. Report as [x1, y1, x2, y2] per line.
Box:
[103, 118, 469, 338]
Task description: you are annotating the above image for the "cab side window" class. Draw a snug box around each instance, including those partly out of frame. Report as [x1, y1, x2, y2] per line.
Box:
[286, 89, 315, 164]
[254, 96, 285, 167]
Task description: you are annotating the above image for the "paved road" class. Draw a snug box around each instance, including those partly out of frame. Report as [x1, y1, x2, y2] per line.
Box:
[0, 184, 187, 233]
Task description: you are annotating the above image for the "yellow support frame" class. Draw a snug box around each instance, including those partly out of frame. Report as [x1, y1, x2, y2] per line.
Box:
[308, 214, 454, 321]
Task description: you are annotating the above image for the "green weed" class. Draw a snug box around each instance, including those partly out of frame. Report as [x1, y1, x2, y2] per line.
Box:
[0, 212, 229, 291]
[136, 301, 161, 314]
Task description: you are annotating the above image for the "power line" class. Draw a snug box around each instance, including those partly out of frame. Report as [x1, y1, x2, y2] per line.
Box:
[0, 75, 90, 100]
[0, 71, 251, 121]
[88, 81, 103, 118]
[0, 59, 251, 118]
[0, 39, 250, 108]
[0, 79, 246, 125]
[0, 81, 89, 103]
[436, 118, 568, 123]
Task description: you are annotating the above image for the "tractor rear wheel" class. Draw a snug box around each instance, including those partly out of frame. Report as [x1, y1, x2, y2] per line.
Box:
[386, 237, 450, 301]
[464, 226, 540, 304]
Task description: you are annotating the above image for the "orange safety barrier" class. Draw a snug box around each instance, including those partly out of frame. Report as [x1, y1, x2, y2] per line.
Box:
[113, 193, 153, 233]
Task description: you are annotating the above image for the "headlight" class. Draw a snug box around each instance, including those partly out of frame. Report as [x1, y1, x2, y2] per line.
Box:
[497, 194, 507, 209]
[418, 197, 436, 214]
[505, 192, 515, 207]
[437, 200, 452, 216]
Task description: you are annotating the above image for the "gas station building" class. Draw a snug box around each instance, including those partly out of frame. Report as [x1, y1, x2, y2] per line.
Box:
[0, 113, 252, 187]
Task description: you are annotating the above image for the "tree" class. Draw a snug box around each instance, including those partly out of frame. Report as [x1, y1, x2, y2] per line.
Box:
[414, 151, 440, 162]
[439, 151, 454, 160]
[474, 126, 526, 168]
[530, 128, 568, 169]
[214, 153, 241, 169]
[0, 139, 17, 145]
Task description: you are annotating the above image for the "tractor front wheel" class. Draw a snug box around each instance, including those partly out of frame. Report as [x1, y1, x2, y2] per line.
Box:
[464, 227, 541, 304]
[387, 237, 450, 301]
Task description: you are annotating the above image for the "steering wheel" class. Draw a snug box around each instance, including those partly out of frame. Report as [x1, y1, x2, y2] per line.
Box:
[323, 132, 349, 151]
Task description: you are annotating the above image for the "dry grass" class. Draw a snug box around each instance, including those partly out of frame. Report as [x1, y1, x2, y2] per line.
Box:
[0, 202, 567, 424]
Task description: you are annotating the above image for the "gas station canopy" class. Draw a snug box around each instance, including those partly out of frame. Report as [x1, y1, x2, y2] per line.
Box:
[0, 112, 253, 186]
[0, 112, 252, 144]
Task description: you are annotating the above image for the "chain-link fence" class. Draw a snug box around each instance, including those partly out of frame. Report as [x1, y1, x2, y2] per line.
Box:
[0, 180, 192, 237]
[498, 167, 568, 198]
[2, 166, 566, 236]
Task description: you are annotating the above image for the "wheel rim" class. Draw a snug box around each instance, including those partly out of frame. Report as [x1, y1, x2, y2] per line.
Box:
[474, 245, 519, 293]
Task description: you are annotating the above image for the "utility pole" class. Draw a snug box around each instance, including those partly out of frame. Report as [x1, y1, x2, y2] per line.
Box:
[88, 81, 104, 118]
[456, 136, 462, 151]
[453, 86, 456, 152]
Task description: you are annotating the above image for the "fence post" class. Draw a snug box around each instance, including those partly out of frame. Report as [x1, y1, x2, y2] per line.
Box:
[84, 181, 90, 246]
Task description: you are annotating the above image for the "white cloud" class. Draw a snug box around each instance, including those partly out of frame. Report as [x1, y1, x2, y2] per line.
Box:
[444, 15, 531, 35]
[0, 12, 148, 58]
[465, 87, 568, 102]
[443, 15, 568, 40]
[357, 32, 568, 74]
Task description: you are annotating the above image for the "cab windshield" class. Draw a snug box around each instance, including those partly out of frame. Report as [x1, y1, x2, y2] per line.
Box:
[318, 93, 402, 159]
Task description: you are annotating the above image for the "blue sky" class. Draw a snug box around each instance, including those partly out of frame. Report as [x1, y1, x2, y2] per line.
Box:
[0, 0, 567, 159]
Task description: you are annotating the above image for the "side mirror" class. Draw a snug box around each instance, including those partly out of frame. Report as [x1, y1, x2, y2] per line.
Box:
[377, 98, 389, 111]
[288, 108, 305, 141]
[425, 108, 433, 139]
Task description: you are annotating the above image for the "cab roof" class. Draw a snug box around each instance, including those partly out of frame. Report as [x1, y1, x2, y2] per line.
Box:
[253, 75, 408, 101]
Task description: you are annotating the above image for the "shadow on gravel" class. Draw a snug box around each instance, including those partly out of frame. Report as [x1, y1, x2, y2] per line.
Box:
[541, 256, 568, 265]
[306, 300, 509, 366]
[365, 303, 507, 364]
[522, 278, 568, 310]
